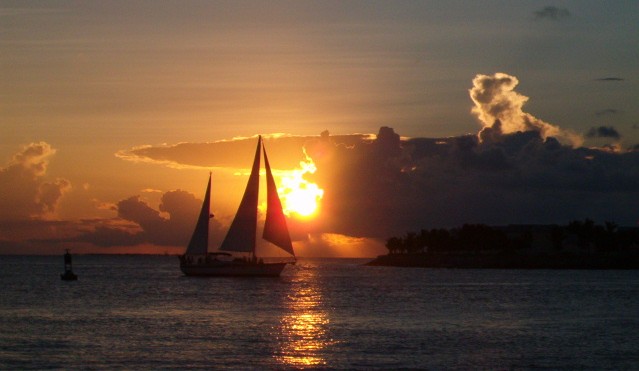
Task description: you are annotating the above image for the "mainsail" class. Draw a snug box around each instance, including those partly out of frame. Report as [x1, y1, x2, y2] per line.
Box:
[219, 138, 261, 253]
[185, 174, 211, 256]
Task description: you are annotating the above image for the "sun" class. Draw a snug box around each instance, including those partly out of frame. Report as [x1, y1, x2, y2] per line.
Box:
[278, 153, 324, 219]
[281, 181, 323, 217]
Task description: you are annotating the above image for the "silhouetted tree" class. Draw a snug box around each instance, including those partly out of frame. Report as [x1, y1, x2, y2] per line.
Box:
[386, 219, 639, 256]
[385, 237, 402, 255]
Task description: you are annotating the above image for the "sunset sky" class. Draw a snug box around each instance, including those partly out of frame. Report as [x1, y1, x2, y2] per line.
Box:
[2, 1, 638, 255]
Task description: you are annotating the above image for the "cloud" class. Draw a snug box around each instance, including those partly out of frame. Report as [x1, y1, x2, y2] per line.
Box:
[118, 135, 368, 170]
[469, 73, 582, 147]
[5, 187, 228, 253]
[595, 109, 619, 117]
[534, 6, 570, 21]
[595, 77, 624, 82]
[0, 142, 71, 221]
[72, 189, 227, 248]
[586, 126, 621, 140]
[303, 126, 639, 238]
[67, 218, 144, 247]
[0, 218, 118, 254]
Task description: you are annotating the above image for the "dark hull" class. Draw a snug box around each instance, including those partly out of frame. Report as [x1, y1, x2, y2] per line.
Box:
[180, 261, 288, 277]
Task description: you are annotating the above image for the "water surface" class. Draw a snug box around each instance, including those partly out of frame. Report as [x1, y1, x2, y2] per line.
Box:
[1, 255, 638, 369]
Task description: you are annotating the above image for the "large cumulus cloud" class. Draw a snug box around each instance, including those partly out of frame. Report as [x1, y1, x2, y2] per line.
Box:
[469, 73, 582, 147]
[0, 142, 71, 221]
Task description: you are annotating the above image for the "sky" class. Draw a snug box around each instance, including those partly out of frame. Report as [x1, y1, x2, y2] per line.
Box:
[1, 1, 638, 256]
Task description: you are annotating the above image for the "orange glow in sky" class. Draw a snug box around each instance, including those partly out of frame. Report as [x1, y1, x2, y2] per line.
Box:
[278, 152, 324, 219]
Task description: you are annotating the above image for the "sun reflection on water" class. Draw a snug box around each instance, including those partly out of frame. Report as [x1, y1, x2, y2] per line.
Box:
[275, 268, 333, 367]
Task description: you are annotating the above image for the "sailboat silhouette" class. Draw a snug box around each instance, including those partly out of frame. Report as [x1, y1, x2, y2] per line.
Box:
[179, 136, 295, 277]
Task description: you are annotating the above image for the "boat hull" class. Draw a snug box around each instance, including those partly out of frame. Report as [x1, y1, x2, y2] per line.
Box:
[180, 261, 288, 277]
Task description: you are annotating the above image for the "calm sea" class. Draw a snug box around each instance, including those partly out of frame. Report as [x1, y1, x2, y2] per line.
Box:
[1, 255, 638, 370]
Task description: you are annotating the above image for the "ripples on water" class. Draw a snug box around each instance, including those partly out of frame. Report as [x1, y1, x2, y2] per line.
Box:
[1, 255, 638, 369]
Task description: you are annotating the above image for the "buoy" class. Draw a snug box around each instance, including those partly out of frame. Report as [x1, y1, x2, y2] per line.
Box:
[60, 249, 78, 281]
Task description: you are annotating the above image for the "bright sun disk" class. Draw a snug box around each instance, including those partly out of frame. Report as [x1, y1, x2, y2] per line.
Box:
[279, 153, 324, 218]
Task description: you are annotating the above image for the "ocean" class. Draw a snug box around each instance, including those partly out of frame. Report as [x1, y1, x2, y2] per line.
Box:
[1, 255, 638, 370]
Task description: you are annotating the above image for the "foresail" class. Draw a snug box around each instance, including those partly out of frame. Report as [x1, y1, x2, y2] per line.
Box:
[185, 174, 211, 256]
[262, 143, 295, 256]
[220, 138, 261, 253]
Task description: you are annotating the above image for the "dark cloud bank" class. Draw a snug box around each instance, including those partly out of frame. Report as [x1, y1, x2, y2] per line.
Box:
[307, 126, 638, 238]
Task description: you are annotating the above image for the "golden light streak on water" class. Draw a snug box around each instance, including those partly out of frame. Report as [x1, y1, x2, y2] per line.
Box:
[275, 268, 333, 367]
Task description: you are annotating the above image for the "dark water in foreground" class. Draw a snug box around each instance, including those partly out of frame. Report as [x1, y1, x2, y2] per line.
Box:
[1, 256, 638, 370]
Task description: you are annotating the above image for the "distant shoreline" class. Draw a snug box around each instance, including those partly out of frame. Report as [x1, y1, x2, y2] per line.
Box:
[366, 251, 639, 269]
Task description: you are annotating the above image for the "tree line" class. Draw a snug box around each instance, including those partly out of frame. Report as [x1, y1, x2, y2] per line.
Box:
[554, 219, 639, 252]
[385, 219, 639, 255]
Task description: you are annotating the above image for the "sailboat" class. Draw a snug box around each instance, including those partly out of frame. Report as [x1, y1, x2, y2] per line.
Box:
[179, 136, 295, 277]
